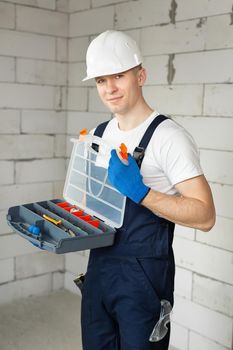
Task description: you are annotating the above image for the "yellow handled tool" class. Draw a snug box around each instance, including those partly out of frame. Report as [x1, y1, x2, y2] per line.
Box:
[42, 214, 62, 226]
[42, 214, 76, 237]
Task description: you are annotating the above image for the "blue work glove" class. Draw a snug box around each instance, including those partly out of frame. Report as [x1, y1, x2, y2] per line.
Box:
[108, 149, 150, 204]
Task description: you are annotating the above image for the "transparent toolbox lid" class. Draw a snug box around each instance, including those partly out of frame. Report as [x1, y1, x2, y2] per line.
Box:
[63, 134, 126, 228]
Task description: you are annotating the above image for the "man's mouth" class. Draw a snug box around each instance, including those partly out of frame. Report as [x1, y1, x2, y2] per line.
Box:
[107, 96, 123, 102]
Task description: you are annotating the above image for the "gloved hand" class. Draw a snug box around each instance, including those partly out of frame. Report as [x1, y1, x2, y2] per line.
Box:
[108, 149, 150, 204]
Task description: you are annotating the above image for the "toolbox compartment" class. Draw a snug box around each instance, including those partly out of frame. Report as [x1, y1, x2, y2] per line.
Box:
[6, 135, 126, 254]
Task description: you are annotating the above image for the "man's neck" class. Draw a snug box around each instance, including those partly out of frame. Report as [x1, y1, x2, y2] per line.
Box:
[116, 103, 154, 131]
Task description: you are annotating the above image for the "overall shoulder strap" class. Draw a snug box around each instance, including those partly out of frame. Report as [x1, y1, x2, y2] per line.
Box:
[134, 114, 169, 168]
[93, 120, 110, 137]
[92, 120, 110, 152]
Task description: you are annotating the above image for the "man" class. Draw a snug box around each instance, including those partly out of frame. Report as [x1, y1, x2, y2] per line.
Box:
[81, 30, 215, 350]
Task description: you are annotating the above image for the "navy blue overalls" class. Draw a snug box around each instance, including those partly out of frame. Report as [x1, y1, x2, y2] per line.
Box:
[81, 115, 175, 350]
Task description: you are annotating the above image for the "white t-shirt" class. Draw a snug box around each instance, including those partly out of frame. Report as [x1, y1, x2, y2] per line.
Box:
[97, 111, 203, 196]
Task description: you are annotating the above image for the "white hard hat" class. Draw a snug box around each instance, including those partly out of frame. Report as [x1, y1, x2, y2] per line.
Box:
[82, 30, 143, 81]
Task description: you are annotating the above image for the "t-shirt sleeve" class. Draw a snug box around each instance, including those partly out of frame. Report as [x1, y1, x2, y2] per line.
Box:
[159, 127, 203, 186]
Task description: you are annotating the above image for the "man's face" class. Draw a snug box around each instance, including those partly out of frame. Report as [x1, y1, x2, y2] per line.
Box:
[95, 67, 145, 115]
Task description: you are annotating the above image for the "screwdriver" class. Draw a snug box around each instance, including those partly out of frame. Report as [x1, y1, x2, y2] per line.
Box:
[42, 214, 76, 237]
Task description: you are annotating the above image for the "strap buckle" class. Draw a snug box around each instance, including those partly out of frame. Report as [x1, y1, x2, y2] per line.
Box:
[133, 146, 145, 167]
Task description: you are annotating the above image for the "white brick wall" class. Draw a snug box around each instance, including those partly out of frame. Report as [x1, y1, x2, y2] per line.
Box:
[176, 0, 233, 21]
[144, 85, 203, 115]
[173, 295, 232, 348]
[204, 84, 233, 116]
[173, 50, 233, 84]
[0, 30, 56, 59]
[0, 109, 20, 134]
[16, 6, 68, 37]
[1, 2, 232, 350]
[115, 0, 170, 30]
[16, 251, 64, 279]
[141, 19, 205, 56]
[0, 0, 68, 304]
[69, 6, 114, 37]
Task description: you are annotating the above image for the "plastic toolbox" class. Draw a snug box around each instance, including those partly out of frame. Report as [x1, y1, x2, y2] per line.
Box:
[6, 135, 126, 254]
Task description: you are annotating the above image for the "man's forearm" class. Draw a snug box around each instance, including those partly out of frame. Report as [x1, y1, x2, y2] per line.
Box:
[141, 189, 215, 232]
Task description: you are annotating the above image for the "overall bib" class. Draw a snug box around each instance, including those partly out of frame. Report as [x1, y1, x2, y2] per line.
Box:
[81, 115, 175, 350]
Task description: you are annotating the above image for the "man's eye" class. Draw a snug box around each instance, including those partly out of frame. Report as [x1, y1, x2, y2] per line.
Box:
[115, 74, 123, 79]
[96, 79, 105, 84]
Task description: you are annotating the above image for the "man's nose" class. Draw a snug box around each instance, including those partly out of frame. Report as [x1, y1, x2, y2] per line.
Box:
[106, 79, 117, 94]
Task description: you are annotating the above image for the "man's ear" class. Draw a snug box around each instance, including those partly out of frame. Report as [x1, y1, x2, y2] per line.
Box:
[138, 67, 147, 86]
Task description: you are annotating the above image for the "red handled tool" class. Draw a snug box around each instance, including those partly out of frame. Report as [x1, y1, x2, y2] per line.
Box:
[117, 143, 128, 165]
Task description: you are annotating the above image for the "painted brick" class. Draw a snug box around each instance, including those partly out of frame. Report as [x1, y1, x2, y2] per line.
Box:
[204, 84, 233, 117]
[193, 274, 233, 317]
[170, 322, 189, 350]
[68, 62, 91, 86]
[93, 0, 128, 7]
[125, 28, 141, 41]
[52, 180, 64, 198]
[143, 85, 203, 115]
[64, 271, 79, 294]
[0, 29, 56, 60]
[143, 55, 168, 85]
[211, 183, 233, 219]
[0, 182, 53, 211]
[88, 87, 110, 113]
[176, 0, 233, 21]
[65, 252, 88, 274]
[69, 36, 89, 62]
[0, 210, 13, 235]
[16, 6, 68, 37]
[56, 37, 68, 62]
[173, 236, 233, 285]
[55, 86, 67, 111]
[16, 59, 67, 86]
[174, 224, 195, 240]
[52, 271, 64, 291]
[0, 274, 52, 304]
[15, 158, 66, 183]
[0, 56, 15, 82]
[0, 161, 14, 185]
[36, 0, 56, 9]
[141, 19, 205, 56]
[67, 87, 88, 110]
[206, 14, 233, 50]
[174, 267, 192, 299]
[69, 0, 91, 12]
[200, 149, 233, 185]
[69, 6, 114, 37]
[0, 109, 20, 134]
[189, 331, 230, 350]
[196, 216, 233, 253]
[56, 0, 69, 12]
[54, 134, 66, 157]
[22, 110, 66, 134]
[3, 0, 56, 10]
[16, 251, 64, 279]
[0, 258, 14, 284]
[67, 111, 110, 134]
[172, 295, 232, 348]
[66, 135, 74, 157]
[173, 117, 233, 151]
[115, 0, 170, 30]
[0, 235, 37, 259]
[173, 50, 233, 84]
[0, 135, 54, 160]
[0, 2, 15, 29]
[0, 83, 55, 109]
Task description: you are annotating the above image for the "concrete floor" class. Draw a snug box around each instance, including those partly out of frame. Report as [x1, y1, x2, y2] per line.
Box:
[0, 291, 82, 350]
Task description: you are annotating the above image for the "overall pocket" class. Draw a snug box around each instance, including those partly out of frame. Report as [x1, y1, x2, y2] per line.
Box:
[135, 257, 172, 306]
